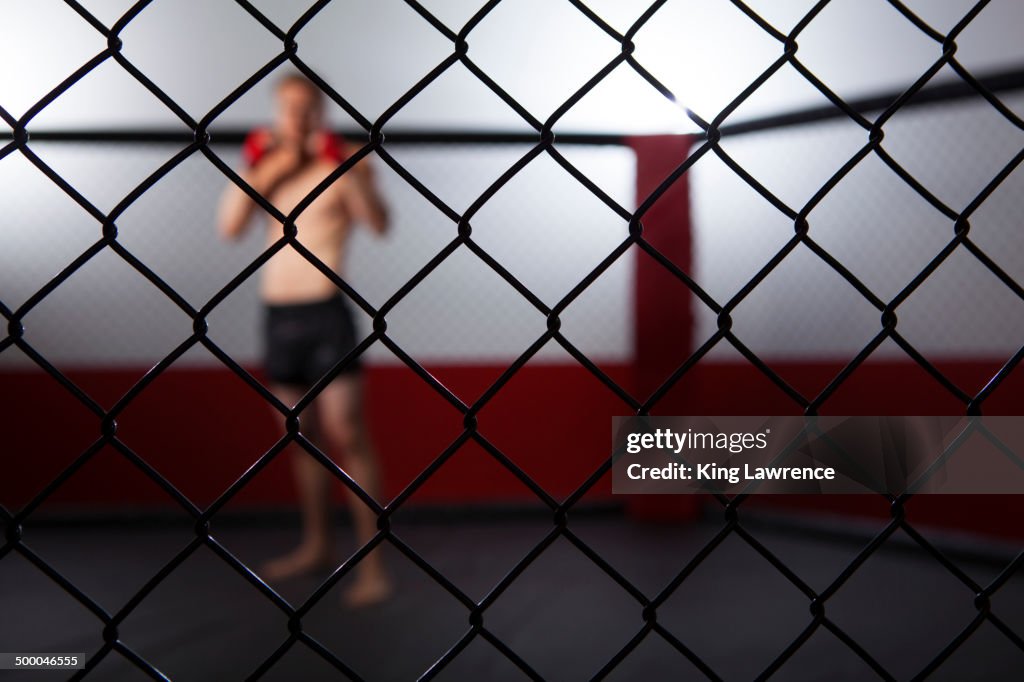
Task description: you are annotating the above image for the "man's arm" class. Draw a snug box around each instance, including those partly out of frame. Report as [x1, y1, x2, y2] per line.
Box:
[217, 175, 261, 241]
[216, 148, 305, 241]
[341, 157, 389, 236]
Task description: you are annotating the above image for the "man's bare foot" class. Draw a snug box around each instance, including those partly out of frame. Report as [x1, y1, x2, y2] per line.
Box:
[342, 573, 393, 608]
[261, 545, 337, 582]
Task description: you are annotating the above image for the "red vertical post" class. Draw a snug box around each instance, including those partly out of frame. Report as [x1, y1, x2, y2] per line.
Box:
[626, 135, 701, 522]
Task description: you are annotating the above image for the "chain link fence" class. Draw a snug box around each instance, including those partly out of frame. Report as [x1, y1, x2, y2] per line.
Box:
[2, 0, 1023, 679]
[693, 90, 1024, 363]
[0, 141, 636, 369]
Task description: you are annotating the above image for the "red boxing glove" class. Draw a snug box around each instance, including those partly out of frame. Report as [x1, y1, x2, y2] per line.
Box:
[241, 128, 348, 168]
[317, 130, 348, 164]
[241, 128, 274, 168]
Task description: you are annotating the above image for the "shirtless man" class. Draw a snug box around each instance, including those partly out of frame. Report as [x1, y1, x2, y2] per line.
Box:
[217, 73, 391, 607]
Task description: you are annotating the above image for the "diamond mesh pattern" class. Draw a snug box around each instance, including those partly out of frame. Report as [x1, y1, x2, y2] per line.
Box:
[1, 1, 1023, 679]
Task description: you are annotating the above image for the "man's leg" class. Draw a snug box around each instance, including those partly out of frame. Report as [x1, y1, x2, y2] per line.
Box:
[316, 374, 392, 607]
[261, 383, 338, 581]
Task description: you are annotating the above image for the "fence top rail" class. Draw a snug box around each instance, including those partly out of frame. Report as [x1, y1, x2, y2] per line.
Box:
[4, 64, 1023, 147]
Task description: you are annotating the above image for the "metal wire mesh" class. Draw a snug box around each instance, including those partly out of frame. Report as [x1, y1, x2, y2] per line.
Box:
[0, 141, 637, 369]
[1, 0, 1023, 679]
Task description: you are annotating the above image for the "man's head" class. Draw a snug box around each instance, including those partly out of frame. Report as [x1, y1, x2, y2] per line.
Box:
[273, 73, 325, 149]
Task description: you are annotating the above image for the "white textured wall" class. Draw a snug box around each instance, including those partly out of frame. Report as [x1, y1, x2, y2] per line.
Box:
[691, 93, 1024, 359]
[0, 143, 636, 366]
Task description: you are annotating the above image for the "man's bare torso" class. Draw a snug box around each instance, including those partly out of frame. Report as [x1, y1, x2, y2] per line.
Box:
[261, 160, 352, 304]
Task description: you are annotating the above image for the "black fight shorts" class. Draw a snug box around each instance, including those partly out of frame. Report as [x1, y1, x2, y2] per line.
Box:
[263, 293, 362, 388]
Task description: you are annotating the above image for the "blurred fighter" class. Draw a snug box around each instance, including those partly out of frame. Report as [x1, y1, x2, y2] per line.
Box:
[217, 72, 391, 607]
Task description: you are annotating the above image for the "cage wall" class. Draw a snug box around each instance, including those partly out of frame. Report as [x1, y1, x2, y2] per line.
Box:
[0, 141, 639, 512]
